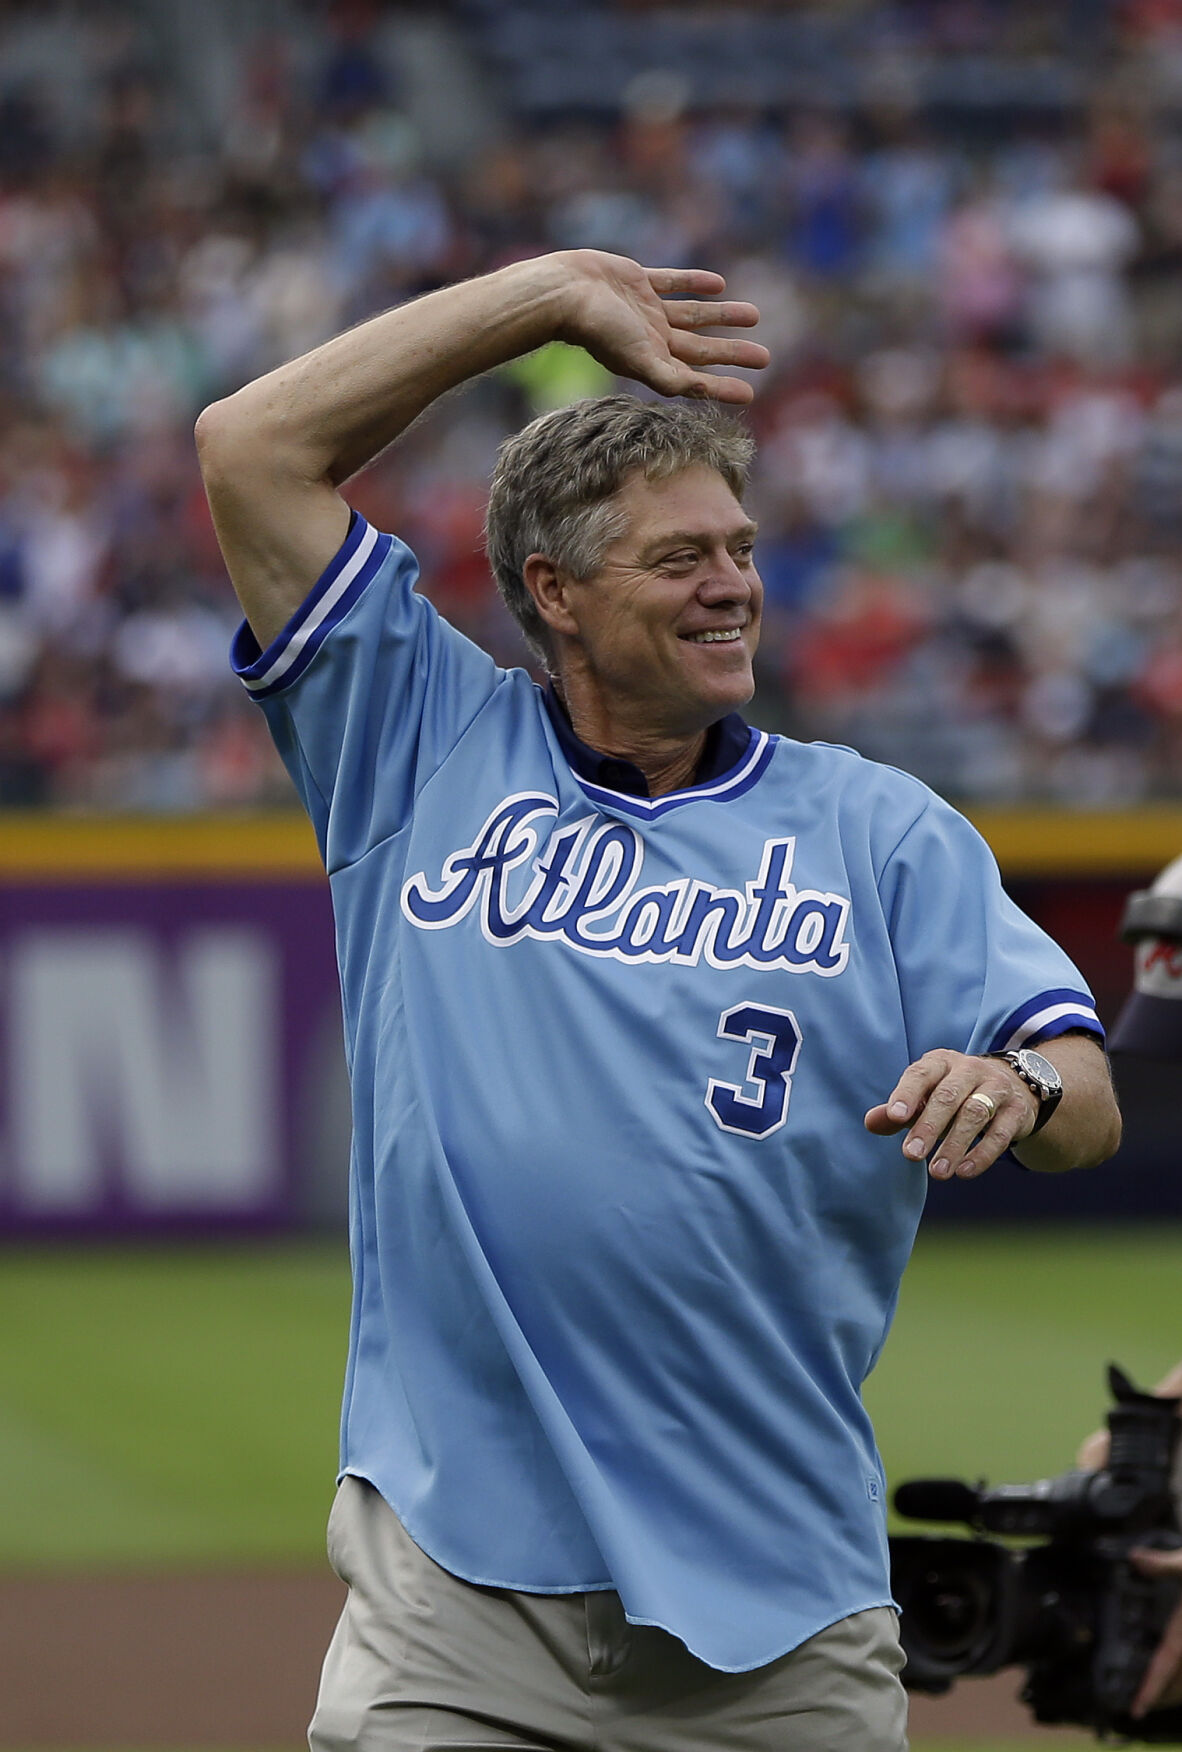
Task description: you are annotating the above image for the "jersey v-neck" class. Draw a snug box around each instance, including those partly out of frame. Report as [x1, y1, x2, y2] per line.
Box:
[541, 683, 763, 809]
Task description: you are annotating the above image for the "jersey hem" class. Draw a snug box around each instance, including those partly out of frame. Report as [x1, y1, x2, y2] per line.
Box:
[337, 1468, 614, 1595]
[337, 1470, 895, 1674]
[621, 1595, 900, 1674]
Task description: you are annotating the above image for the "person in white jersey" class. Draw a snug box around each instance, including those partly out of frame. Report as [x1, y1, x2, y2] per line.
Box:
[196, 250, 1122, 1752]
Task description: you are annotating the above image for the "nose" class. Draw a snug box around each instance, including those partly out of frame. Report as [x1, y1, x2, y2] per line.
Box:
[697, 549, 753, 605]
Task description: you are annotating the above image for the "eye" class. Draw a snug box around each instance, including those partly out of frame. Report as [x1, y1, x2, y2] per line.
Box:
[659, 549, 699, 572]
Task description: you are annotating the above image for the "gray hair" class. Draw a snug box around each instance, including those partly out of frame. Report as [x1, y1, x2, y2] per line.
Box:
[484, 394, 754, 671]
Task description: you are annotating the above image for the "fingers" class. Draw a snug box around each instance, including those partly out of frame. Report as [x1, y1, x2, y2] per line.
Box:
[646, 267, 728, 298]
[1076, 1428, 1109, 1470]
[864, 1101, 904, 1136]
[640, 359, 759, 406]
[668, 330, 771, 371]
[865, 1050, 1038, 1181]
[662, 296, 763, 331]
[575, 260, 765, 403]
[1128, 1572, 1182, 1716]
[659, 311, 768, 404]
[679, 374, 760, 406]
[657, 311, 768, 404]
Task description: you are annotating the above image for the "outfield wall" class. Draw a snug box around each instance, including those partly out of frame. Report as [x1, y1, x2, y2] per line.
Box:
[4, 809, 1180, 1236]
[0, 816, 347, 1237]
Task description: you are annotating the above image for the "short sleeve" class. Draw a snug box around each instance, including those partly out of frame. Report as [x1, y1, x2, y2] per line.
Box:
[877, 793, 1103, 1061]
[231, 514, 503, 871]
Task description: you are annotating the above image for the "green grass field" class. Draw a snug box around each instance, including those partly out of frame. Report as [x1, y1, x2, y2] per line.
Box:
[0, 1225, 1175, 1751]
[0, 1225, 1175, 1569]
[0, 1241, 349, 1568]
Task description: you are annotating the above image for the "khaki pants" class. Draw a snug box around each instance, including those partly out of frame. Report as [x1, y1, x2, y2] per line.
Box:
[309, 1477, 907, 1752]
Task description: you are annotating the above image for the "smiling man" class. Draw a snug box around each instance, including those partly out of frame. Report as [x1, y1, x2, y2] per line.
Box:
[196, 249, 1120, 1752]
[516, 460, 762, 790]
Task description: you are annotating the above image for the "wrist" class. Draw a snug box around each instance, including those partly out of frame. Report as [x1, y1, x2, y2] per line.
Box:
[497, 252, 582, 345]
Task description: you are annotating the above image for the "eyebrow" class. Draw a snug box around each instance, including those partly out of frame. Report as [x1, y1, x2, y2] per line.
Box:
[638, 522, 759, 561]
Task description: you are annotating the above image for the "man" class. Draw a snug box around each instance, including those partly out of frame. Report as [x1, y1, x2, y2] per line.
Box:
[196, 249, 1121, 1752]
[1076, 853, 1182, 1722]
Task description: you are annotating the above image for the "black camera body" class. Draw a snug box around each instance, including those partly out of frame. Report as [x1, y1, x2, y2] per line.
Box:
[890, 1366, 1182, 1743]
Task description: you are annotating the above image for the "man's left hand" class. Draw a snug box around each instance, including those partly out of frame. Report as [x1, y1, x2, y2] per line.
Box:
[864, 1049, 1037, 1180]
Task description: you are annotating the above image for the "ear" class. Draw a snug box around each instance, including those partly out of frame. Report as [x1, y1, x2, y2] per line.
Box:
[522, 553, 581, 639]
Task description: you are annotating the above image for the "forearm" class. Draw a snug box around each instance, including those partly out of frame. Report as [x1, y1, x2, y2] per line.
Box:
[1011, 1033, 1121, 1174]
[195, 256, 576, 644]
[202, 255, 572, 490]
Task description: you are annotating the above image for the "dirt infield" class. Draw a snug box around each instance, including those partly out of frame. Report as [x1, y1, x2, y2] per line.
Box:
[0, 1573, 1084, 1747]
[0, 1573, 340, 1747]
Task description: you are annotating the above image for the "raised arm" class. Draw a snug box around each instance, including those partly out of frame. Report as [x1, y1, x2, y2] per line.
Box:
[194, 250, 767, 647]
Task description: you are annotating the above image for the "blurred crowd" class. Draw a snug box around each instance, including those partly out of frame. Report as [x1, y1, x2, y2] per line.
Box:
[5, 0, 1182, 809]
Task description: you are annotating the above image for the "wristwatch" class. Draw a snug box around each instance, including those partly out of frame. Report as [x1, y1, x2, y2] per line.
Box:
[988, 1048, 1063, 1133]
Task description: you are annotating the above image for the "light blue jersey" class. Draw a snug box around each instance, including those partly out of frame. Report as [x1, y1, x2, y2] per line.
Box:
[233, 514, 1102, 1673]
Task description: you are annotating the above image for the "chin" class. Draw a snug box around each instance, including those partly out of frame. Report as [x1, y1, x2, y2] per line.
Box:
[713, 668, 757, 713]
[690, 680, 755, 730]
[665, 648, 757, 728]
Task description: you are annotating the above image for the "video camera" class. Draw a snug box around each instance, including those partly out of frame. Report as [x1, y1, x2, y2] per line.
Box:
[890, 1365, 1182, 1743]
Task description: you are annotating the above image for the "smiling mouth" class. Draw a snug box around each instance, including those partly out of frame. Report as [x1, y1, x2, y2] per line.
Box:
[684, 628, 744, 644]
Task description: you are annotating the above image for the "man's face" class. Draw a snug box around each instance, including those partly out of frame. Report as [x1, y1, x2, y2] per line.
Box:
[557, 464, 763, 739]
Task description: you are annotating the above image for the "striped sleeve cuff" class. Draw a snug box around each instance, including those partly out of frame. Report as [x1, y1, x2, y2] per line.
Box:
[231, 514, 394, 700]
[988, 988, 1105, 1052]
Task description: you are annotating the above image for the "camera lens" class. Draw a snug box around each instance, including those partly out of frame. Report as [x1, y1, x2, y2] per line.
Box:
[906, 1563, 994, 1660]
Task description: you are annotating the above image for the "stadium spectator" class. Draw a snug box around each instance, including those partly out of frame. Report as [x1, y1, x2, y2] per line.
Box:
[3, 0, 1182, 810]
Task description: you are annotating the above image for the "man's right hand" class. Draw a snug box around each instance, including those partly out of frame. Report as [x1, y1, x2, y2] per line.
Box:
[554, 251, 767, 405]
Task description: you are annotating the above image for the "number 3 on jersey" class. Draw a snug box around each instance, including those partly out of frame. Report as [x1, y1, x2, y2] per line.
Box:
[706, 1003, 802, 1139]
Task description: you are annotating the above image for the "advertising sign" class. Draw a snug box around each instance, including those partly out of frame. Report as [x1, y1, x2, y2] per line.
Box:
[0, 821, 347, 1235]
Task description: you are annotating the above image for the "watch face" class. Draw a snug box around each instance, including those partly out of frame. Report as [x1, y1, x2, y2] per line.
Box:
[1016, 1049, 1061, 1096]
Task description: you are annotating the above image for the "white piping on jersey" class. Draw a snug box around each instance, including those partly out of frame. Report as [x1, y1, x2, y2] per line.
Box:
[1003, 1000, 1102, 1049]
[242, 521, 381, 694]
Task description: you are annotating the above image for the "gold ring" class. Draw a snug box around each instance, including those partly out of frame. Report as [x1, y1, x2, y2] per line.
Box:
[967, 1091, 997, 1121]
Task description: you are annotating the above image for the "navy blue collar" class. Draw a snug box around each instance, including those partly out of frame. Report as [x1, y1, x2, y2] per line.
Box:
[542, 684, 752, 799]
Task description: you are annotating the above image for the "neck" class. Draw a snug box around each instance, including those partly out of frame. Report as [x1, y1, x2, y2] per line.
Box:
[624, 732, 707, 797]
[558, 689, 708, 797]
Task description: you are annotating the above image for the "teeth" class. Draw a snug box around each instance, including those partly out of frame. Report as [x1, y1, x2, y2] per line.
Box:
[690, 629, 742, 643]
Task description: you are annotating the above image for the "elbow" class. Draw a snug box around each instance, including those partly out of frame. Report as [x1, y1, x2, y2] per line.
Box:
[1095, 1103, 1123, 1169]
[194, 390, 290, 502]
[1075, 1101, 1123, 1173]
[195, 387, 328, 495]
[194, 397, 241, 487]
[195, 383, 281, 479]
